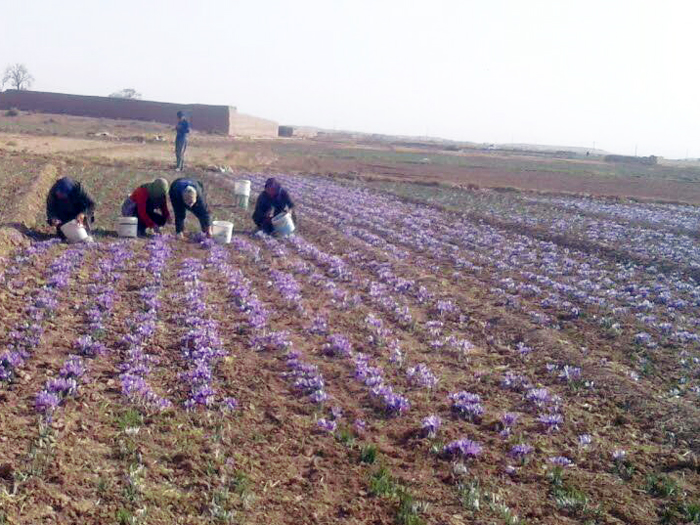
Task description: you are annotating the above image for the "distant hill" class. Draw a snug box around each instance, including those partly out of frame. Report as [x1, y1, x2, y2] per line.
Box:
[285, 126, 609, 156]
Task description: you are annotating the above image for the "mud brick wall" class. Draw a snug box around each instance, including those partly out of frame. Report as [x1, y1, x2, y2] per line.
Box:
[0, 90, 277, 137]
[229, 110, 279, 137]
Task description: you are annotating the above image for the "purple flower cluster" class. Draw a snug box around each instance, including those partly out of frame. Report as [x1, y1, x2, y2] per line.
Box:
[308, 315, 329, 335]
[35, 355, 86, 421]
[549, 456, 573, 468]
[500, 412, 519, 437]
[270, 269, 305, 312]
[76, 335, 107, 357]
[406, 363, 439, 389]
[442, 438, 483, 459]
[509, 443, 534, 462]
[2, 245, 85, 384]
[365, 313, 389, 346]
[119, 237, 172, 412]
[322, 334, 353, 358]
[287, 236, 352, 281]
[179, 256, 229, 410]
[285, 351, 328, 404]
[353, 353, 410, 416]
[317, 418, 337, 433]
[501, 372, 532, 392]
[449, 391, 484, 422]
[251, 331, 293, 352]
[421, 414, 441, 438]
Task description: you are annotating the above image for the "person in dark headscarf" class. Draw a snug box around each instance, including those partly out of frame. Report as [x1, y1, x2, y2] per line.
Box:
[121, 178, 171, 236]
[46, 177, 96, 239]
[252, 177, 295, 234]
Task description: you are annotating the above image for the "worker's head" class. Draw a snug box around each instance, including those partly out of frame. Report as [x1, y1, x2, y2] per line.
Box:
[149, 178, 169, 199]
[265, 177, 280, 198]
[182, 185, 197, 207]
[54, 178, 75, 200]
[177, 111, 185, 120]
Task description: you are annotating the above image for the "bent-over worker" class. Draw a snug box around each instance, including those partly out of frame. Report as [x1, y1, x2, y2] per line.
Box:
[121, 178, 171, 236]
[46, 177, 95, 240]
[169, 178, 212, 239]
[252, 177, 295, 234]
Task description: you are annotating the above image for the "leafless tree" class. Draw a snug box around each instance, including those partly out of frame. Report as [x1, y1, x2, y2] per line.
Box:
[109, 88, 142, 99]
[2, 63, 34, 90]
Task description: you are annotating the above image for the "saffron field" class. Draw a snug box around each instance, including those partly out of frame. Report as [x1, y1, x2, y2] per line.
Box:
[1, 167, 699, 525]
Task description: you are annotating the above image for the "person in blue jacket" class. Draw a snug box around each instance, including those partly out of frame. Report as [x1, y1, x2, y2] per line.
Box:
[169, 178, 212, 239]
[175, 111, 190, 171]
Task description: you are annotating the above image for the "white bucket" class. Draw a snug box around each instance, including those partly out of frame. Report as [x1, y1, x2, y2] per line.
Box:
[212, 220, 233, 244]
[272, 212, 295, 236]
[234, 180, 251, 210]
[118, 217, 138, 238]
[234, 180, 251, 197]
[60, 220, 89, 243]
[236, 194, 249, 210]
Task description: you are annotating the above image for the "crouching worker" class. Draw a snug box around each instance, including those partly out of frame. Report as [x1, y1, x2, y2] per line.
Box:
[169, 178, 212, 239]
[46, 177, 95, 240]
[121, 178, 171, 236]
[252, 177, 295, 234]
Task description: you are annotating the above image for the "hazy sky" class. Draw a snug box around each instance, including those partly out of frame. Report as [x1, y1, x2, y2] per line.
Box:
[1, 0, 699, 158]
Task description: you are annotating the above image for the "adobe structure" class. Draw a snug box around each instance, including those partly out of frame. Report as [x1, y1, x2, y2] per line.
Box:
[0, 90, 278, 137]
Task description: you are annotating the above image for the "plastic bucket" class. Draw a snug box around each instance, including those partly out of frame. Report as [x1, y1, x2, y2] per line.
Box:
[234, 180, 251, 197]
[212, 220, 233, 244]
[118, 217, 138, 238]
[271, 212, 295, 236]
[234, 180, 251, 210]
[236, 194, 249, 210]
[60, 220, 89, 243]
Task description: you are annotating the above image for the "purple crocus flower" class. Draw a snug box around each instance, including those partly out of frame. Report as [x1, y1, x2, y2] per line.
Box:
[509, 444, 533, 460]
[443, 438, 482, 459]
[421, 414, 441, 438]
[317, 418, 337, 433]
[578, 434, 592, 447]
[222, 397, 239, 411]
[538, 414, 563, 432]
[35, 391, 60, 414]
[549, 456, 573, 468]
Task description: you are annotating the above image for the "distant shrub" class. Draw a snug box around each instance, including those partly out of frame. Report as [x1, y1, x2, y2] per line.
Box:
[604, 154, 658, 165]
[4, 108, 19, 117]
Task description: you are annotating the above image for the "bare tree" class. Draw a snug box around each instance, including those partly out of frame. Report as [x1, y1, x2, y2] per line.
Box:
[2, 63, 34, 90]
[109, 88, 142, 99]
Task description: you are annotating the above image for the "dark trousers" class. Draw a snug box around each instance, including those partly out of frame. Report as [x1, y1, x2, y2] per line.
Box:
[255, 216, 274, 234]
[175, 138, 187, 169]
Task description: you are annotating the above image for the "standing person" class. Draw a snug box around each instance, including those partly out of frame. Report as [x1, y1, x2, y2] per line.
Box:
[252, 177, 295, 234]
[121, 178, 171, 236]
[46, 177, 95, 240]
[175, 110, 190, 171]
[169, 177, 213, 239]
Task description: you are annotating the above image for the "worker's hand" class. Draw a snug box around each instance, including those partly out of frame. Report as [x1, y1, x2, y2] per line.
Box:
[206, 226, 213, 239]
[76, 213, 85, 226]
[154, 226, 161, 235]
[176, 232, 185, 240]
